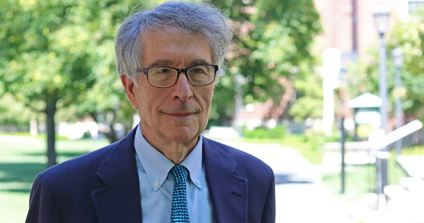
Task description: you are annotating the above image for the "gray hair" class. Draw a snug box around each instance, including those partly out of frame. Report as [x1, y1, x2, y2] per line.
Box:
[115, 1, 233, 83]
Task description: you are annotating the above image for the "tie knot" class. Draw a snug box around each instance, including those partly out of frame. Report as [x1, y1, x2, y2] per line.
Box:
[171, 165, 188, 185]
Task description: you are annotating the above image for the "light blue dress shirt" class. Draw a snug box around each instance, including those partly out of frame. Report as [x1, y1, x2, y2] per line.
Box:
[134, 125, 214, 223]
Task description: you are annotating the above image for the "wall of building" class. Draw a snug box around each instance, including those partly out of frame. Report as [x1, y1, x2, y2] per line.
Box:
[313, 0, 421, 62]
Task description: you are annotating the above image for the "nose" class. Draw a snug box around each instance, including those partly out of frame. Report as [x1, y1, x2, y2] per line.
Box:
[171, 73, 193, 101]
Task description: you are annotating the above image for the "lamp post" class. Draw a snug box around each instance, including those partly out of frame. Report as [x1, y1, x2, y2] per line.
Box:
[374, 10, 390, 198]
[391, 47, 404, 156]
[234, 74, 245, 137]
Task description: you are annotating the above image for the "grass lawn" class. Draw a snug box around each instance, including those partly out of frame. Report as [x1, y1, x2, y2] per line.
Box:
[402, 145, 424, 155]
[322, 155, 408, 198]
[0, 135, 109, 223]
[231, 134, 324, 165]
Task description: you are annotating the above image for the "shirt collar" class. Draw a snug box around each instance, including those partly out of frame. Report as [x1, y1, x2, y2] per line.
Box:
[181, 134, 203, 189]
[134, 125, 203, 191]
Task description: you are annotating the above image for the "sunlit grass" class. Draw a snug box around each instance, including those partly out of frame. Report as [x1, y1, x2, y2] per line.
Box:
[0, 191, 29, 223]
[232, 134, 324, 165]
[322, 159, 408, 198]
[0, 131, 69, 141]
[402, 145, 424, 155]
[0, 135, 109, 223]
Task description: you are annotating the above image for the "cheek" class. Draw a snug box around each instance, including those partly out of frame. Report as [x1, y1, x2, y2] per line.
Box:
[139, 89, 169, 118]
[134, 87, 152, 117]
[138, 94, 154, 115]
[199, 89, 214, 113]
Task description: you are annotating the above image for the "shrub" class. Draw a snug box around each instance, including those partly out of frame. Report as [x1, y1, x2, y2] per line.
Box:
[242, 125, 286, 139]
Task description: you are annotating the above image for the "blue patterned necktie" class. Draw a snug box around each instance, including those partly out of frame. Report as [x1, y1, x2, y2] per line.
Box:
[171, 165, 190, 223]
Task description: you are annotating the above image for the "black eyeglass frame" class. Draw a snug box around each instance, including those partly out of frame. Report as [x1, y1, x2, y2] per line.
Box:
[136, 64, 219, 88]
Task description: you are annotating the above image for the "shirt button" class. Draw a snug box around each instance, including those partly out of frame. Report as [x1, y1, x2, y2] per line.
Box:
[196, 180, 200, 185]
[155, 180, 160, 186]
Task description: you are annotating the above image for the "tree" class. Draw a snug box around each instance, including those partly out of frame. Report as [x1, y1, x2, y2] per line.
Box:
[388, 8, 424, 121]
[1, 0, 322, 167]
[208, 0, 322, 125]
[347, 8, 424, 122]
[0, 0, 159, 167]
[289, 72, 324, 122]
[0, 93, 36, 128]
[73, 70, 136, 143]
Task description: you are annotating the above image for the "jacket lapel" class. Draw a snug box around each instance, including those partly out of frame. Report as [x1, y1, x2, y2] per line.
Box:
[203, 138, 248, 223]
[91, 128, 142, 223]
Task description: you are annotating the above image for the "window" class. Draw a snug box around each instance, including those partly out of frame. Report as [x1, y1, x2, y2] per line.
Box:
[408, 1, 424, 14]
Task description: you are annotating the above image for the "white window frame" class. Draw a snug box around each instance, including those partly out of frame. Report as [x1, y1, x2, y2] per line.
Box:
[408, 0, 424, 14]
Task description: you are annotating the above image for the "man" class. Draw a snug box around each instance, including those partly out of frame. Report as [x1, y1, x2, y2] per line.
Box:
[26, 2, 275, 223]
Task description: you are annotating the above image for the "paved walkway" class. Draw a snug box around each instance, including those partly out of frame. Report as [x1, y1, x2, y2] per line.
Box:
[219, 141, 355, 223]
[222, 141, 321, 184]
[397, 155, 424, 179]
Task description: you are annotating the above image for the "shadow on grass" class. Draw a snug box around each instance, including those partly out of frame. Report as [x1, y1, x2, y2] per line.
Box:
[0, 163, 45, 183]
[0, 149, 94, 195]
[0, 163, 45, 194]
[23, 151, 90, 158]
[4, 188, 32, 193]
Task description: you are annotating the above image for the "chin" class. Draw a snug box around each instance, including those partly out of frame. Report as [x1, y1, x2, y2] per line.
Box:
[167, 128, 199, 144]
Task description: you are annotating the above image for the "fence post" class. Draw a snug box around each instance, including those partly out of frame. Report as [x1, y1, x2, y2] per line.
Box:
[340, 117, 346, 194]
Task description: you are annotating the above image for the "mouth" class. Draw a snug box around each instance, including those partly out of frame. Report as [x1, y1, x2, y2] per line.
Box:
[162, 112, 196, 117]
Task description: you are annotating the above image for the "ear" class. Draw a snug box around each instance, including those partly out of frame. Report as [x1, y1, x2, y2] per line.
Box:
[120, 74, 139, 110]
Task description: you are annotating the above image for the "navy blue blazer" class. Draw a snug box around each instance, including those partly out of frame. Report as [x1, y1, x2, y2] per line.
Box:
[26, 127, 275, 223]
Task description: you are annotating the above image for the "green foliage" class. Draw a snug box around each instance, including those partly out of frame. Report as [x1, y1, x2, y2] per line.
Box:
[0, 0, 169, 147]
[0, 94, 35, 126]
[209, 76, 239, 126]
[303, 130, 354, 152]
[0, 0, 163, 164]
[389, 8, 424, 121]
[208, 0, 322, 125]
[289, 72, 324, 121]
[267, 125, 287, 138]
[242, 125, 286, 139]
[0, 0, 101, 110]
[242, 126, 268, 139]
[348, 7, 424, 121]
[0, 0, 323, 141]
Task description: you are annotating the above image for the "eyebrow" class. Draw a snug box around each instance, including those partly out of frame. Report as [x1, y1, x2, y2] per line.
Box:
[147, 59, 212, 68]
[190, 59, 211, 66]
[148, 60, 173, 67]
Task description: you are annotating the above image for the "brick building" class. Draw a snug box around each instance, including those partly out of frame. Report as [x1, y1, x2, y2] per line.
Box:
[313, 0, 424, 62]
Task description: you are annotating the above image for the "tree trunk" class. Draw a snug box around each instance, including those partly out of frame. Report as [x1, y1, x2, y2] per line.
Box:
[45, 99, 57, 168]
[105, 122, 119, 143]
[266, 76, 294, 121]
[89, 111, 119, 143]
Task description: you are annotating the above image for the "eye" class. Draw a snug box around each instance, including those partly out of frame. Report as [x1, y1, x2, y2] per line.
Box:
[148, 67, 175, 77]
[155, 68, 172, 74]
[190, 67, 208, 75]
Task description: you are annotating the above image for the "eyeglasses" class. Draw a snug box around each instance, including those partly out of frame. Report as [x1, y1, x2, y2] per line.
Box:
[136, 64, 219, 88]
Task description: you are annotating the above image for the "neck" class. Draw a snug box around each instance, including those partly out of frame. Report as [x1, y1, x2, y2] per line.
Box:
[142, 133, 199, 164]
[161, 142, 195, 164]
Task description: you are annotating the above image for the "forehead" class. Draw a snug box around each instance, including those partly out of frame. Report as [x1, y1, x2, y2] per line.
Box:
[140, 29, 212, 67]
